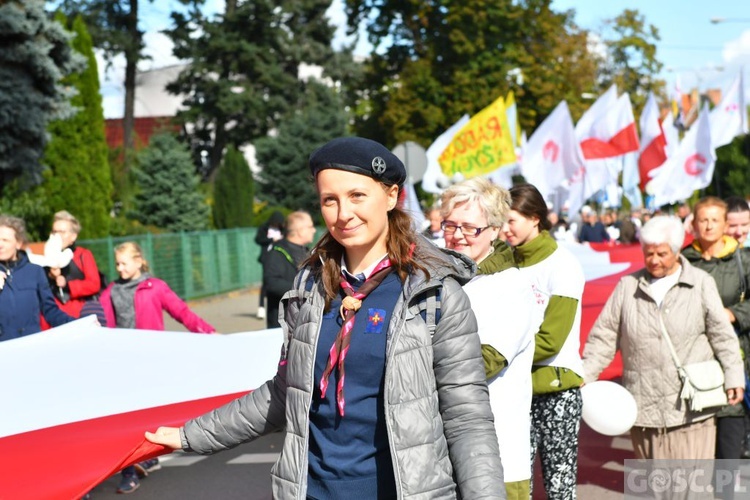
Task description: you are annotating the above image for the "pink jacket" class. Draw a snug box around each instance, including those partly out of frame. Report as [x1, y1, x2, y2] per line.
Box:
[100, 277, 215, 333]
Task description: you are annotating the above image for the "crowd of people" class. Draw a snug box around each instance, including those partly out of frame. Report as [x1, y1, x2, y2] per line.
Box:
[3, 135, 750, 499]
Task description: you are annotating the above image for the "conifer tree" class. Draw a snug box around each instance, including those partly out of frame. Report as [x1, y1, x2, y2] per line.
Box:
[213, 146, 254, 229]
[43, 14, 113, 238]
[255, 81, 348, 217]
[132, 133, 210, 232]
[166, 0, 340, 179]
[0, 0, 81, 191]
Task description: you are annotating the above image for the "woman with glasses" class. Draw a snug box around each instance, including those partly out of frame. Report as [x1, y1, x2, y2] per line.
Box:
[0, 215, 74, 342]
[441, 178, 538, 500]
[503, 183, 585, 500]
[145, 137, 505, 499]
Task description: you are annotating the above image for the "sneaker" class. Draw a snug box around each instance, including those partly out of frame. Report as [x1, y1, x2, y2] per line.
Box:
[116, 475, 140, 494]
[256, 306, 266, 320]
[134, 458, 162, 478]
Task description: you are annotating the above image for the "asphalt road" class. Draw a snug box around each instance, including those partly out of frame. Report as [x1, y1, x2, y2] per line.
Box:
[88, 433, 283, 499]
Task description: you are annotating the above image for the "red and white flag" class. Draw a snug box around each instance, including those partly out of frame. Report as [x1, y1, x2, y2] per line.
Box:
[521, 101, 585, 198]
[0, 318, 282, 499]
[710, 72, 748, 149]
[647, 103, 716, 206]
[577, 88, 640, 160]
[638, 92, 668, 190]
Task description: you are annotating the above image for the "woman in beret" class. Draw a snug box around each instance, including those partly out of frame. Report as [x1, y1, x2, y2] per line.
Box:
[146, 137, 505, 499]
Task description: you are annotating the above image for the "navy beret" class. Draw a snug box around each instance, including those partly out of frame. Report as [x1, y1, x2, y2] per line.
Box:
[309, 137, 406, 187]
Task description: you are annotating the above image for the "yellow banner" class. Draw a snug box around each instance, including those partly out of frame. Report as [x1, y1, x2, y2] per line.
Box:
[438, 95, 517, 179]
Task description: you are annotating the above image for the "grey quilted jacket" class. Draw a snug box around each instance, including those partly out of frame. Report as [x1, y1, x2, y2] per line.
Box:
[583, 255, 744, 428]
[181, 238, 505, 499]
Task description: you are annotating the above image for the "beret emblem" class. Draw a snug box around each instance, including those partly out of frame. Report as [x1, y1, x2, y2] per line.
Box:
[372, 156, 387, 175]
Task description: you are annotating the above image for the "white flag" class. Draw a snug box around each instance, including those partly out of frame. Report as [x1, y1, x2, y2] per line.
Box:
[647, 103, 716, 207]
[422, 115, 470, 194]
[521, 101, 585, 198]
[662, 111, 680, 158]
[709, 72, 748, 149]
[621, 152, 643, 208]
[402, 180, 427, 232]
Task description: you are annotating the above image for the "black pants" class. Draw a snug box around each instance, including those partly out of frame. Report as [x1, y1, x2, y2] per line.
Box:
[266, 294, 281, 329]
[716, 415, 744, 459]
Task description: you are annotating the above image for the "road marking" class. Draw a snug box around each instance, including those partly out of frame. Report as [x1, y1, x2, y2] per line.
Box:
[160, 455, 208, 467]
[227, 453, 280, 464]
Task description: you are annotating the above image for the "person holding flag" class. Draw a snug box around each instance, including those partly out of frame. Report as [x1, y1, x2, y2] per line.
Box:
[145, 137, 505, 499]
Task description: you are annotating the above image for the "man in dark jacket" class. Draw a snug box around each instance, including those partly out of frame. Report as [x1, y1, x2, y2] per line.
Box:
[263, 211, 316, 328]
[255, 211, 285, 320]
[578, 208, 610, 243]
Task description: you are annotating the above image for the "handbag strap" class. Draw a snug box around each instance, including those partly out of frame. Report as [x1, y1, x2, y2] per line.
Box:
[735, 250, 746, 303]
[657, 314, 687, 379]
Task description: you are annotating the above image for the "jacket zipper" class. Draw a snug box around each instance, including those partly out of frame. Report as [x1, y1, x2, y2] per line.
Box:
[298, 292, 323, 500]
[383, 296, 408, 499]
[383, 281, 440, 499]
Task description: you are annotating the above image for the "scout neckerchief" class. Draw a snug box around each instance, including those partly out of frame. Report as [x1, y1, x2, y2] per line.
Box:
[319, 256, 393, 416]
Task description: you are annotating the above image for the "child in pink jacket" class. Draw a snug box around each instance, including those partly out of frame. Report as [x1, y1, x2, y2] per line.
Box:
[99, 241, 215, 493]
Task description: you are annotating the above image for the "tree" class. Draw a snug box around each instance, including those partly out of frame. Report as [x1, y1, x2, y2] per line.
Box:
[255, 81, 348, 218]
[343, 0, 600, 146]
[0, 0, 81, 191]
[131, 133, 210, 231]
[708, 135, 750, 199]
[213, 146, 254, 229]
[43, 14, 113, 238]
[166, 0, 340, 179]
[58, 0, 149, 165]
[600, 9, 665, 112]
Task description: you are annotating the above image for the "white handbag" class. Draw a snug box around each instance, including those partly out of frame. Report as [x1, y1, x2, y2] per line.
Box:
[658, 316, 728, 412]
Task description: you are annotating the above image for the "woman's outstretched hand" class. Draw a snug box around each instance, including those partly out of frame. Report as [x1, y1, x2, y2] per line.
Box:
[145, 426, 182, 450]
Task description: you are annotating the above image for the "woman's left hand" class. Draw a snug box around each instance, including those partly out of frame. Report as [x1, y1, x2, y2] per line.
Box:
[725, 308, 736, 324]
[727, 387, 745, 405]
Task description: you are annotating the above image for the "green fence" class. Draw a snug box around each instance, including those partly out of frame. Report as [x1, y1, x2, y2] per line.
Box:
[80, 228, 263, 300]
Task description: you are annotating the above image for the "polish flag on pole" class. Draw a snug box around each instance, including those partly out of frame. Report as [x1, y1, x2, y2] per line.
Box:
[709, 72, 748, 149]
[578, 91, 640, 160]
[521, 101, 586, 199]
[638, 92, 668, 190]
[0, 318, 282, 499]
[647, 103, 716, 207]
[421, 115, 470, 194]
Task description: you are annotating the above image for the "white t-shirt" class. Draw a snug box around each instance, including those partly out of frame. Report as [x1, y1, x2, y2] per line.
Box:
[463, 268, 540, 482]
[648, 266, 682, 307]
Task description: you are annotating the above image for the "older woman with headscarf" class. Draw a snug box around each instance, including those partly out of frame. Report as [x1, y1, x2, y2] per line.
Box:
[681, 196, 750, 464]
[583, 215, 744, 460]
[441, 177, 539, 500]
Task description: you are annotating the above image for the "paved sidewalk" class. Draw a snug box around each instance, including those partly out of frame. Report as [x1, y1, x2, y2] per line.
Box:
[166, 286, 630, 499]
[164, 287, 267, 333]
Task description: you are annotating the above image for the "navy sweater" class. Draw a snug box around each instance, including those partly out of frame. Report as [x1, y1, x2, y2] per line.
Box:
[307, 271, 401, 500]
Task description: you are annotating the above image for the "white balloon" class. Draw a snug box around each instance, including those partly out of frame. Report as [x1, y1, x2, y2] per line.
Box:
[581, 380, 638, 436]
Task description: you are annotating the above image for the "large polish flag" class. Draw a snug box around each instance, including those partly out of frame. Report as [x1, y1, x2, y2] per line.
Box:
[0, 318, 282, 499]
[638, 92, 668, 191]
[577, 89, 640, 160]
[521, 101, 585, 199]
[647, 103, 716, 207]
[421, 115, 470, 194]
[709, 72, 748, 149]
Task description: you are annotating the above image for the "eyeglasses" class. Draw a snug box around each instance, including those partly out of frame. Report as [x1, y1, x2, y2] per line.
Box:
[441, 221, 493, 237]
